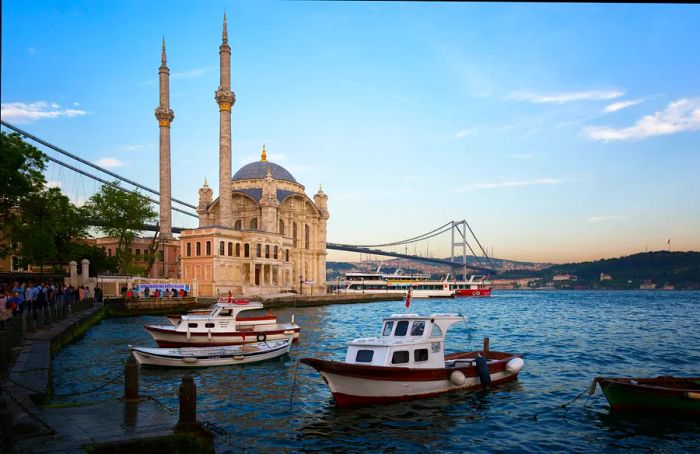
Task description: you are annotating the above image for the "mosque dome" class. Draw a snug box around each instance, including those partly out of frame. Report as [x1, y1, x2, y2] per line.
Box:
[231, 145, 297, 183]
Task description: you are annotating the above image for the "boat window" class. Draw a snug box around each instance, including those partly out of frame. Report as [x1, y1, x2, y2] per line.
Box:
[394, 320, 409, 336]
[410, 321, 425, 336]
[382, 321, 394, 336]
[355, 350, 374, 363]
[430, 324, 443, 337]
[188, 323, 198, 328]
[205, 323, 215, 328]
[221, 310, 232, 317]
[414, 349, 429, 362]
[391, 351, 409, 364]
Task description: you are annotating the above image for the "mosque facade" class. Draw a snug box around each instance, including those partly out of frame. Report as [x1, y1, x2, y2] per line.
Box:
[157, 15, 329, 297]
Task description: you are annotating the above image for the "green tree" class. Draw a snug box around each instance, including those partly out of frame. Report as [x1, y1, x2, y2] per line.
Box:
[82, 182, 157, 274]
[0, 131, 49, 257]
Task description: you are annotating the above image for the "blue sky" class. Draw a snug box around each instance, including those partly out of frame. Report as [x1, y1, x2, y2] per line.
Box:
[3, 1, 699, 263]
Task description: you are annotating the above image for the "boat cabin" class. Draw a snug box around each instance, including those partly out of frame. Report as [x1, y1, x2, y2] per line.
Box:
[176, 300, 265, 332]
[344, 313, 464, 368]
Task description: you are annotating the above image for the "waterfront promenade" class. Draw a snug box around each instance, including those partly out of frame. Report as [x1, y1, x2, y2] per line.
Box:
[0, 301, 191, 453]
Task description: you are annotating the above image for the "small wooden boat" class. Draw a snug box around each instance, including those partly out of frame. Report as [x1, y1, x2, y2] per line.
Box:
[301, 313, 524, 407]
[594, 376, 700, 415]
[129, 337, 292, 368]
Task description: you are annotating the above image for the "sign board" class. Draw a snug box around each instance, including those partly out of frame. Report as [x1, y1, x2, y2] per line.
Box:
[134, 283, 191, 292]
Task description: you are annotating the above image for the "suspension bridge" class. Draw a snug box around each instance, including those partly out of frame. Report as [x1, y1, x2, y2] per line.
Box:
[2, 120, 497, 274]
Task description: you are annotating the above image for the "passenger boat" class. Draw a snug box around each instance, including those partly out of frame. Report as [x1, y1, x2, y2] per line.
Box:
[129, 336, 292, 368]
[144, 298, 300, 347]
[165, 298, 277, 326]
[449, 275, 492, 297]
[343, 270, 454, 298]
[593, 376, 700, 415]
[301, 313, 524, 407]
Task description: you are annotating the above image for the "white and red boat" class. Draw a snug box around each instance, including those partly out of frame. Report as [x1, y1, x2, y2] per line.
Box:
[301, 313, 524, 407]
[342, 270, 454, 298]
[449, 275, 492, 297]
[144, 298, 300, 347]
[165, 299, 277, 326]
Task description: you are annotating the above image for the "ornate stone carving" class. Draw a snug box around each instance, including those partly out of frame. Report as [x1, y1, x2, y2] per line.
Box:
[215, 87, 235, 111]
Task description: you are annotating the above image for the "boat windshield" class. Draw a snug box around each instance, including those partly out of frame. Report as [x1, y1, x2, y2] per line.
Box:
[394, 320, 409, 336]
[382, 321, 394, 336]
[430, 324, 442, 337]
[411, 321, 425, 336]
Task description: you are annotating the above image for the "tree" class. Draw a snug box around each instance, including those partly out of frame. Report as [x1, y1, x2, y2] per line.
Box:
[0, 132, 49, 257]
[82, 182, 157, 274]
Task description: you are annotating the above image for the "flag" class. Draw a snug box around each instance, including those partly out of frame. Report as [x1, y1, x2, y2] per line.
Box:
[405, 287, 412, 309]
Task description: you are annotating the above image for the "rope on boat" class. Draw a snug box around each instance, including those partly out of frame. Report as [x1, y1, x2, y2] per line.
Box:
[289, 359, 300, 410]
[561, 378, 599, 410]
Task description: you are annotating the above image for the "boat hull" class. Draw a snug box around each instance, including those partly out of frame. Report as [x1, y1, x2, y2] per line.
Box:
[145, 323, 300, 347]
[130, 339, 291, 368]
[596, 376, 700, 415]
[455, 288, 492, 297]
[301, 351, 522, 407]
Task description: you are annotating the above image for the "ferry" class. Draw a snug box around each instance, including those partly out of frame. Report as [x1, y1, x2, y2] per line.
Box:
[448, 275, 492, 297]
[343, 270, 454, 299]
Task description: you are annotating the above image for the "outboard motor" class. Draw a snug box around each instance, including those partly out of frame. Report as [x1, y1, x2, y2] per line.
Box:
[475, 354, 491, 389]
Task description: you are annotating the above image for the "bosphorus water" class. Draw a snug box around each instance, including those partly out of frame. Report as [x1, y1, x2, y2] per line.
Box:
[52, 291, 700, 452]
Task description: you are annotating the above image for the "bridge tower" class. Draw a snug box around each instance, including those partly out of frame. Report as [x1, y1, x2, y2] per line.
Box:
[155, 37, 175, 239]
[215, 13, 235, 228]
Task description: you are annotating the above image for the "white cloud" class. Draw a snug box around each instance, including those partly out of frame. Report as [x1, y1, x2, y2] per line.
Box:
[604, 99, 644, 113]
[0, 101, 89, 124]
[508, 153, 534, 160]
[171, 67, 209, 80]
[508, 90, 624, 104]
[586, 215, 620, 223]
[454, 128, 476, 139]
[584, 98, 700, 141]
[455, 178, 564, 192]
[95, 157, 125, 169]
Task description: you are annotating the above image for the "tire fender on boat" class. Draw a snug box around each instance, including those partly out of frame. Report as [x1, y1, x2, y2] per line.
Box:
[506, 357, 525, 375]
[183, 357, 198, 364]
[186, 329, 191, 340]
[207, 329, 212, 340]
[475, 355, 491, 388]
[257, 334, 267, 342]
[450, 370, 466, 386]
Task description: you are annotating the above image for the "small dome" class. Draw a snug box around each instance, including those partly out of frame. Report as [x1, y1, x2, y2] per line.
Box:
[232, 161, 297, 183]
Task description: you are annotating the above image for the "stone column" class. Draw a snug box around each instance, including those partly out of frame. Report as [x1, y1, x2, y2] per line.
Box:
[215, 14, 235, 228]
[69, 261, 78, 287]
[155, 38, 175, 239]
[81, 259, 90, 286]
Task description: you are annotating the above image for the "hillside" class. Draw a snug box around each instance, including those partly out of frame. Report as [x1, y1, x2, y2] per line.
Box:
[499, 251, 700, 289]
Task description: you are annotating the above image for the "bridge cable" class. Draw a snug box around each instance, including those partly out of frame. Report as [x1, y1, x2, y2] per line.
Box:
[1, 120, 197, 210]
[350, 221, 452, 248]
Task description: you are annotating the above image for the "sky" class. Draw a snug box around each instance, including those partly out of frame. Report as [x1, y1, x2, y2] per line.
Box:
[2, 1, 699, 264]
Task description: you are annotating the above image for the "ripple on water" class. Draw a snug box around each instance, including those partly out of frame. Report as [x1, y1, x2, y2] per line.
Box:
[51, 291, 700, 452]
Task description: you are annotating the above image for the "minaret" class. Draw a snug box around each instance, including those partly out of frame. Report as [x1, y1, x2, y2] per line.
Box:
[155, 37, 175, 239]
[215, 13, 235, 227]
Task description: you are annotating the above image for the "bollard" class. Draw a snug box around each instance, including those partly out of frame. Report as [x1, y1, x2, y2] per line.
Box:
[483, 337, 490, 355]
[174, 374, 202, 433]
[124, 354, 139, 401]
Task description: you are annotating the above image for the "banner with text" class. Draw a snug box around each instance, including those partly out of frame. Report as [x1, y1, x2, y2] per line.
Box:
[134, 283, 191, 292]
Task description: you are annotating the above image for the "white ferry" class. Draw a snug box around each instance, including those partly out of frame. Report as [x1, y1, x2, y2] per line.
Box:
[342, 269, 454, 298]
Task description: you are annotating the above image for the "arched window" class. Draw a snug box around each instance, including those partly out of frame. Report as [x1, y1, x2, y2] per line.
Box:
[256, 244, 262, 258]
[219, 241, 225, 256]
[274, 246, 278, 259]
[196, 242, 201, 256]
[244, 244, 250, 258]
[186, 243, 191, 257]
[135, 249, 141, 257]
[293, 223, 298, 248]
[235, 243, 241, 257]
[228, 242, 233, 256]
[279, 219, 285, 235]
[250, 218, 258, 230]
[305, 224, 310, 250]
[205, 241, 211, 256]
[234, 219, 242, 231]
[265, 244, 270, 259]
[285, 249, 289, 261]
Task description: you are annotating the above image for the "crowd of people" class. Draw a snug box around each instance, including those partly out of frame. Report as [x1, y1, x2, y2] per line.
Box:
[0, 280, 103, 322]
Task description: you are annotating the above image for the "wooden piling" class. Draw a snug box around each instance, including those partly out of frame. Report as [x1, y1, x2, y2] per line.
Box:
[124, 355, 139, 401]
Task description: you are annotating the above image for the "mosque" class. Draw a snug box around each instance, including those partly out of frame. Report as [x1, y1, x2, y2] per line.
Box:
[156, 15, 329, 297]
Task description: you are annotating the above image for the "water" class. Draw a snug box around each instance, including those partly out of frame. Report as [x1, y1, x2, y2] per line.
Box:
[53, 291, 700, 452]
